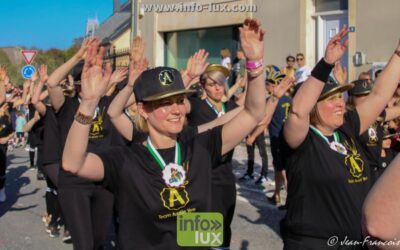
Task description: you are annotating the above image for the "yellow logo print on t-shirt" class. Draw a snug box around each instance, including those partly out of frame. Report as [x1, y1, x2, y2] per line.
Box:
[344, 139, 367, 182]
[89, 108, 105, 139]
[160, 182, 189, 211]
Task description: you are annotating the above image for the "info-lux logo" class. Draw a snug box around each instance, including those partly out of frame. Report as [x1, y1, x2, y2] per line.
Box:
[177, 212, 223, 247]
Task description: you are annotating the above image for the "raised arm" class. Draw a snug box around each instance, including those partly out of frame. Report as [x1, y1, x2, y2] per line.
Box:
[182, 49, 209, 88]
[23, 111, 40, 132]
[31, 64, 48, 116]
[284, 26, 349, 148]
[62, 42, 111, 181]
[221, 19, 266, 155]
[0, 65, 7, 105]
[246, 77, 294, 144]
[333, 61, 347, 85]
[222, 74, 246, 102]
[105, 67, 128, 96]
[47, 38, 98, 112]
[356, 42, 400, 135]
[108, 36, 148, 140]
[362, 154, 400, 245]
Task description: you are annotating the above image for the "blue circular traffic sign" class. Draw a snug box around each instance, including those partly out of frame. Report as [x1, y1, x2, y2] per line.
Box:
[21, 65, 36, 79]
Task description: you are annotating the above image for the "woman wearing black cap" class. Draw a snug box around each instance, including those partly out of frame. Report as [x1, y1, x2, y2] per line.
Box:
[281, 27, 400, 249]
[62, 19, 266, 249]
[347, 79, 400, 183]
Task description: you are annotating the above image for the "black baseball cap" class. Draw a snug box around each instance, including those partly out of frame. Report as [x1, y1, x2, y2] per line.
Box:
[133, 67, 195, 102]
[348, 79, 372, 96]
[293, 77, 354, 101]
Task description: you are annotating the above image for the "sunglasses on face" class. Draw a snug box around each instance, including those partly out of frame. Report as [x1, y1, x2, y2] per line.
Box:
[287, 59, 295, 62]
[296, 58, 304, 61]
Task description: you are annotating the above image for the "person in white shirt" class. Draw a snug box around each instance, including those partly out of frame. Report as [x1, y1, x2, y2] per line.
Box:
[294, 52, 312, 84]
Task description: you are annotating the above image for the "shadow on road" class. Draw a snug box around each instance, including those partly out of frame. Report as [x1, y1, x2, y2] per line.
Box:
[0, 165, 39, 218]
[232, 158, 286, 237]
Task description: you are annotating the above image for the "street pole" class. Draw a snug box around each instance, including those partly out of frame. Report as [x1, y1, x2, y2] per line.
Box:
[130, 0, 138, 41]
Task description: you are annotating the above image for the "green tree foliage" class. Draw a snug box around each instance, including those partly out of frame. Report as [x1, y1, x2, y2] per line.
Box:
[0, 45, 79, 86]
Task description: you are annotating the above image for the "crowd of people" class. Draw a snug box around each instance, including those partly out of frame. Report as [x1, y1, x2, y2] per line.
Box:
[1, 18, 400, 250]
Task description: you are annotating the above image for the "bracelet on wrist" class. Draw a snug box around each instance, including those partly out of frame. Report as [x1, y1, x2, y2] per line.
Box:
[74, 111, 93, 125]
[311, 58, 334, 83]
[246, 59, 263, 70]
[247, 66, 264, 78]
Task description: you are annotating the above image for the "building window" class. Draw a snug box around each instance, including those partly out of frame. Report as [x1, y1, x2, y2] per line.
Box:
[164, 26, 239, 70]
[315, 0, 348, 12]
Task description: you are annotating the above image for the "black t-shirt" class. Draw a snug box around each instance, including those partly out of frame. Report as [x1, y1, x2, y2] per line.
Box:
[28, 104, 45, 147]
[96, 126, 222, 249]
[187, 97, 238, 128]
[379, 148, 396, 169]
[186, 96, 237, 165]
[0, 115, 13, 139]
[57, 96, 125, 187]
[282, 110, 371, 241]
[0, 115, 12, 155]
[357, 111, 385, 169]
[42, 107, 61, 165]
[268, 95, 292, 138]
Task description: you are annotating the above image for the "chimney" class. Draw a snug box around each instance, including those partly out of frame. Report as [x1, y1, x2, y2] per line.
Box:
[114, 0, 120, 13]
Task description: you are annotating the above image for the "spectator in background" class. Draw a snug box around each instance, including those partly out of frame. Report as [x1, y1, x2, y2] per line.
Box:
[294, 52, 312, 84]
[234, 49, 246, 78]
[15, 110, 26, 147]
[281, 55, 296, 79]
[220, 48, 232, 71]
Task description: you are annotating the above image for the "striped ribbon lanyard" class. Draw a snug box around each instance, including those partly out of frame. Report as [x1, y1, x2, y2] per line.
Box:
[146, 137, 182, 170]
[205, 99, 225, 117]
[310, 125, 347, 155]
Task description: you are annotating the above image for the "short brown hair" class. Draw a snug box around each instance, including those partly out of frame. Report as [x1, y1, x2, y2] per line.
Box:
[358, 72, 371, 80]
[220, 48, 231, 58]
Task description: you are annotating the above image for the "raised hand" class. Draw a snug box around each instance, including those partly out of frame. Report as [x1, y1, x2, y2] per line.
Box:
[109, 67, 128, 85]
[324, 26, 349, 64]
[333, 62, 347, 85]
[76, 37, 100, 60]
[187, 49, 209, 78]
[0, 65, 7, 81]
[273, 76, 295, 98]
[80, 43, 112, 101]
[130, 36, 145, 64]
[239, 18, 265, 61]
[38, 64, 49, 84]
[31, 72, 38, 82]
[128, 57, 149, 87]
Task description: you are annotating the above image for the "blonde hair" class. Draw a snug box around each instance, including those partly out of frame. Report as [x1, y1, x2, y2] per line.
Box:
[134, 111, 149, 133]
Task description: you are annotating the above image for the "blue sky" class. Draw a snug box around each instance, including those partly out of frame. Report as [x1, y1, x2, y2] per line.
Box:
[0, 0, 127, 50]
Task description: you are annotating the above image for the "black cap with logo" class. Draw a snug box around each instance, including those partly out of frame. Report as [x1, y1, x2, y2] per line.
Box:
[348, 79, 372, 97]
[293, 77, 354, 101]
[133, 67, 195, 102]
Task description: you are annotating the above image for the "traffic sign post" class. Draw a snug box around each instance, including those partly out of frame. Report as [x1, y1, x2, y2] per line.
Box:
[21, 65, 36, 79]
